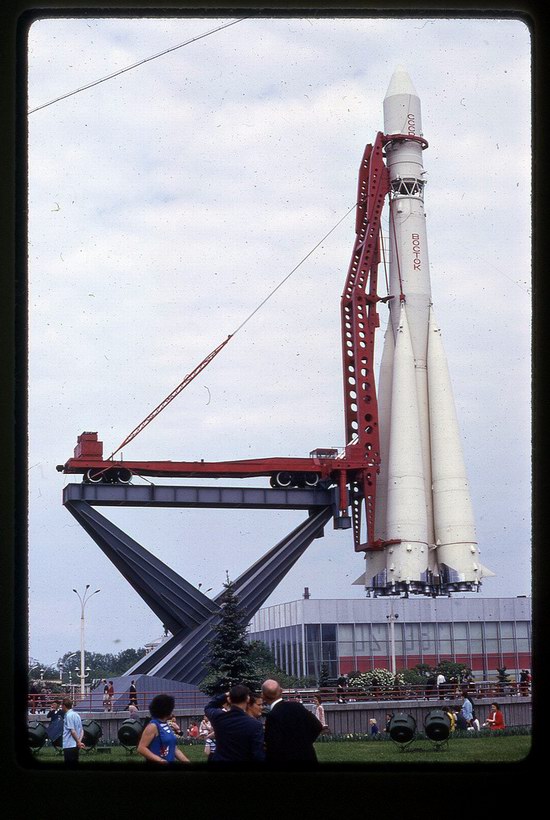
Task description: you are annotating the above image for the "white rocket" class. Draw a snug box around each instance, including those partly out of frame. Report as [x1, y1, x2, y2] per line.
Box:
[357, 68, 493, 595]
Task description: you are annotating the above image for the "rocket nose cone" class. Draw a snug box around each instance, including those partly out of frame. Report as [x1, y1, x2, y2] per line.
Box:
[384, 66, 418, 99]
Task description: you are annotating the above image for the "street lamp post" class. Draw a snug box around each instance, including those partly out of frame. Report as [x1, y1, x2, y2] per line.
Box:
[73, 585, 100, 698]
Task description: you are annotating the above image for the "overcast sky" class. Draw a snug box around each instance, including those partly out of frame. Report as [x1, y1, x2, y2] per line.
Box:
[26, 15, 531, 667]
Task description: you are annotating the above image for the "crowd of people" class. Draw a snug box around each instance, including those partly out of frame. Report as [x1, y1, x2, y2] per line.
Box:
[135, 679, 326, 766]
[444, 694, 506, 733]
[40, 676, 511, 766]
[382, 695, 507, 737]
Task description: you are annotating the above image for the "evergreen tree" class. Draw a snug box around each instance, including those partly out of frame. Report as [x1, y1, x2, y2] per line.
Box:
[199, 575, 259, 695]
[318, 663, 330, 689]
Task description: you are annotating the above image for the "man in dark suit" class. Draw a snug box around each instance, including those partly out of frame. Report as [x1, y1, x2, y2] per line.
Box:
[205, 684, 265, 763]
[262, 679, 323, 765]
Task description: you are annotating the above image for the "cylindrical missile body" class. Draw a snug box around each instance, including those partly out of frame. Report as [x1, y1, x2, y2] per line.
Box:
[427, 308, 487, 589]
[384, 67, 435, 561]
[385, 304, 429, 590]
[374, 321, 394, 543]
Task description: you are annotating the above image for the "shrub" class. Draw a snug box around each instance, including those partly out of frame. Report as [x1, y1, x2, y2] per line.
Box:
[348, 669, 403, 691]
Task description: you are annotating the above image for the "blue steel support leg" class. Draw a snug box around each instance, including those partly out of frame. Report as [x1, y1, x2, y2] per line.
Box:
[140, 507, 333, 683]
[65, 497, 331, 684]
[65, 500, 220, 634]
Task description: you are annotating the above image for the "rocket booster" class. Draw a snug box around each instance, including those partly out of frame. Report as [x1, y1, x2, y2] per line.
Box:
[356, 68, 493, 595]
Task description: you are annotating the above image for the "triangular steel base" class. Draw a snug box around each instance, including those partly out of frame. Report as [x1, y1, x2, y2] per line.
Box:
[64, 484, 334, 684]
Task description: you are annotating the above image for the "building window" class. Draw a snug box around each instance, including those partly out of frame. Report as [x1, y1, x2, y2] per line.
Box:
[516, 621, 530, 652]
[437, 622, 452, 655]
[392, 622, 404, 657]
[404, 623, 420, 654]
[469, 622, 483, 638]
[306, 642, 321, 679]
[338, 624, 355, 660]
[339, 642, 354, 658]
[500, 622, 515, 653]
[321, 623, 337, 642]
[484, 622, 499, 654]
[500, 621, 514, 638]
[305, 624, 320, 642]
[371, 623, 387, 657]
[355, 623, 370, 655]
[453, 622, 468, 640]
[322, 643, 338, 674]
[338, 624, 354, 643]
[421, 623, 436, 654]
[453, 622, 469, 658]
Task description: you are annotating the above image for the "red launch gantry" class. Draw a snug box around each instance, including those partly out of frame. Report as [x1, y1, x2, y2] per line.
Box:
[58, 131, 403, 554]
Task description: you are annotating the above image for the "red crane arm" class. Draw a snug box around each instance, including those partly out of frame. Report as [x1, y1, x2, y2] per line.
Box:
[108, 334, 233, 459]
[340, 132, 390, 550]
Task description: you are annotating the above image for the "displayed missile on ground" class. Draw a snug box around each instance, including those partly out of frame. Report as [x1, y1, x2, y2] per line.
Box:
[356, 68, 494, 595]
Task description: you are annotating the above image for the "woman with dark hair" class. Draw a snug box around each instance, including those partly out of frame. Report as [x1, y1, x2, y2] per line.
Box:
[484, 703, 505, 731]
[137, 694, 191, 765]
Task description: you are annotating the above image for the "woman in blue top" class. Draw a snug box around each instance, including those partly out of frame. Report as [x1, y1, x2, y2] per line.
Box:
[137, 694, 190, 765]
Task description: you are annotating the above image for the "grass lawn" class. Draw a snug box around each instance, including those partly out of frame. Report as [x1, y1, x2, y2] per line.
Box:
[314, 735, 531, 764]
[30, 734, 530, 766]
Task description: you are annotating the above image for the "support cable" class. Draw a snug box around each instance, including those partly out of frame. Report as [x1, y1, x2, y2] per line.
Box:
[231, 203, 357, 336]
[28, 17, 250, 114]
[108, 203, 357, 459]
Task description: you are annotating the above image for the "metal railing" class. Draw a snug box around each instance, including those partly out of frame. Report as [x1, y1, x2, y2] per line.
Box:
[289, 680, 530, 703]
[27, 688, 209, 714]
[27, 680, 531, 714]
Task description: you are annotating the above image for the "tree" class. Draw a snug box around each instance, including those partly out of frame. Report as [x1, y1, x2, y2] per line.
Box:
[411, 663, 434, 679]
[318, 663, 330, 689]
[199, 575, 259, 695]
[401, 667, 428, 687]
[110, 648, 148, 676]
[436, 660, 472, 685]
[32, 648, 148, 687]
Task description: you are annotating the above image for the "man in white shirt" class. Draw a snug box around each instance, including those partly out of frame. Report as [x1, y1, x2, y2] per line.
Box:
[62, 697, 84, 766]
